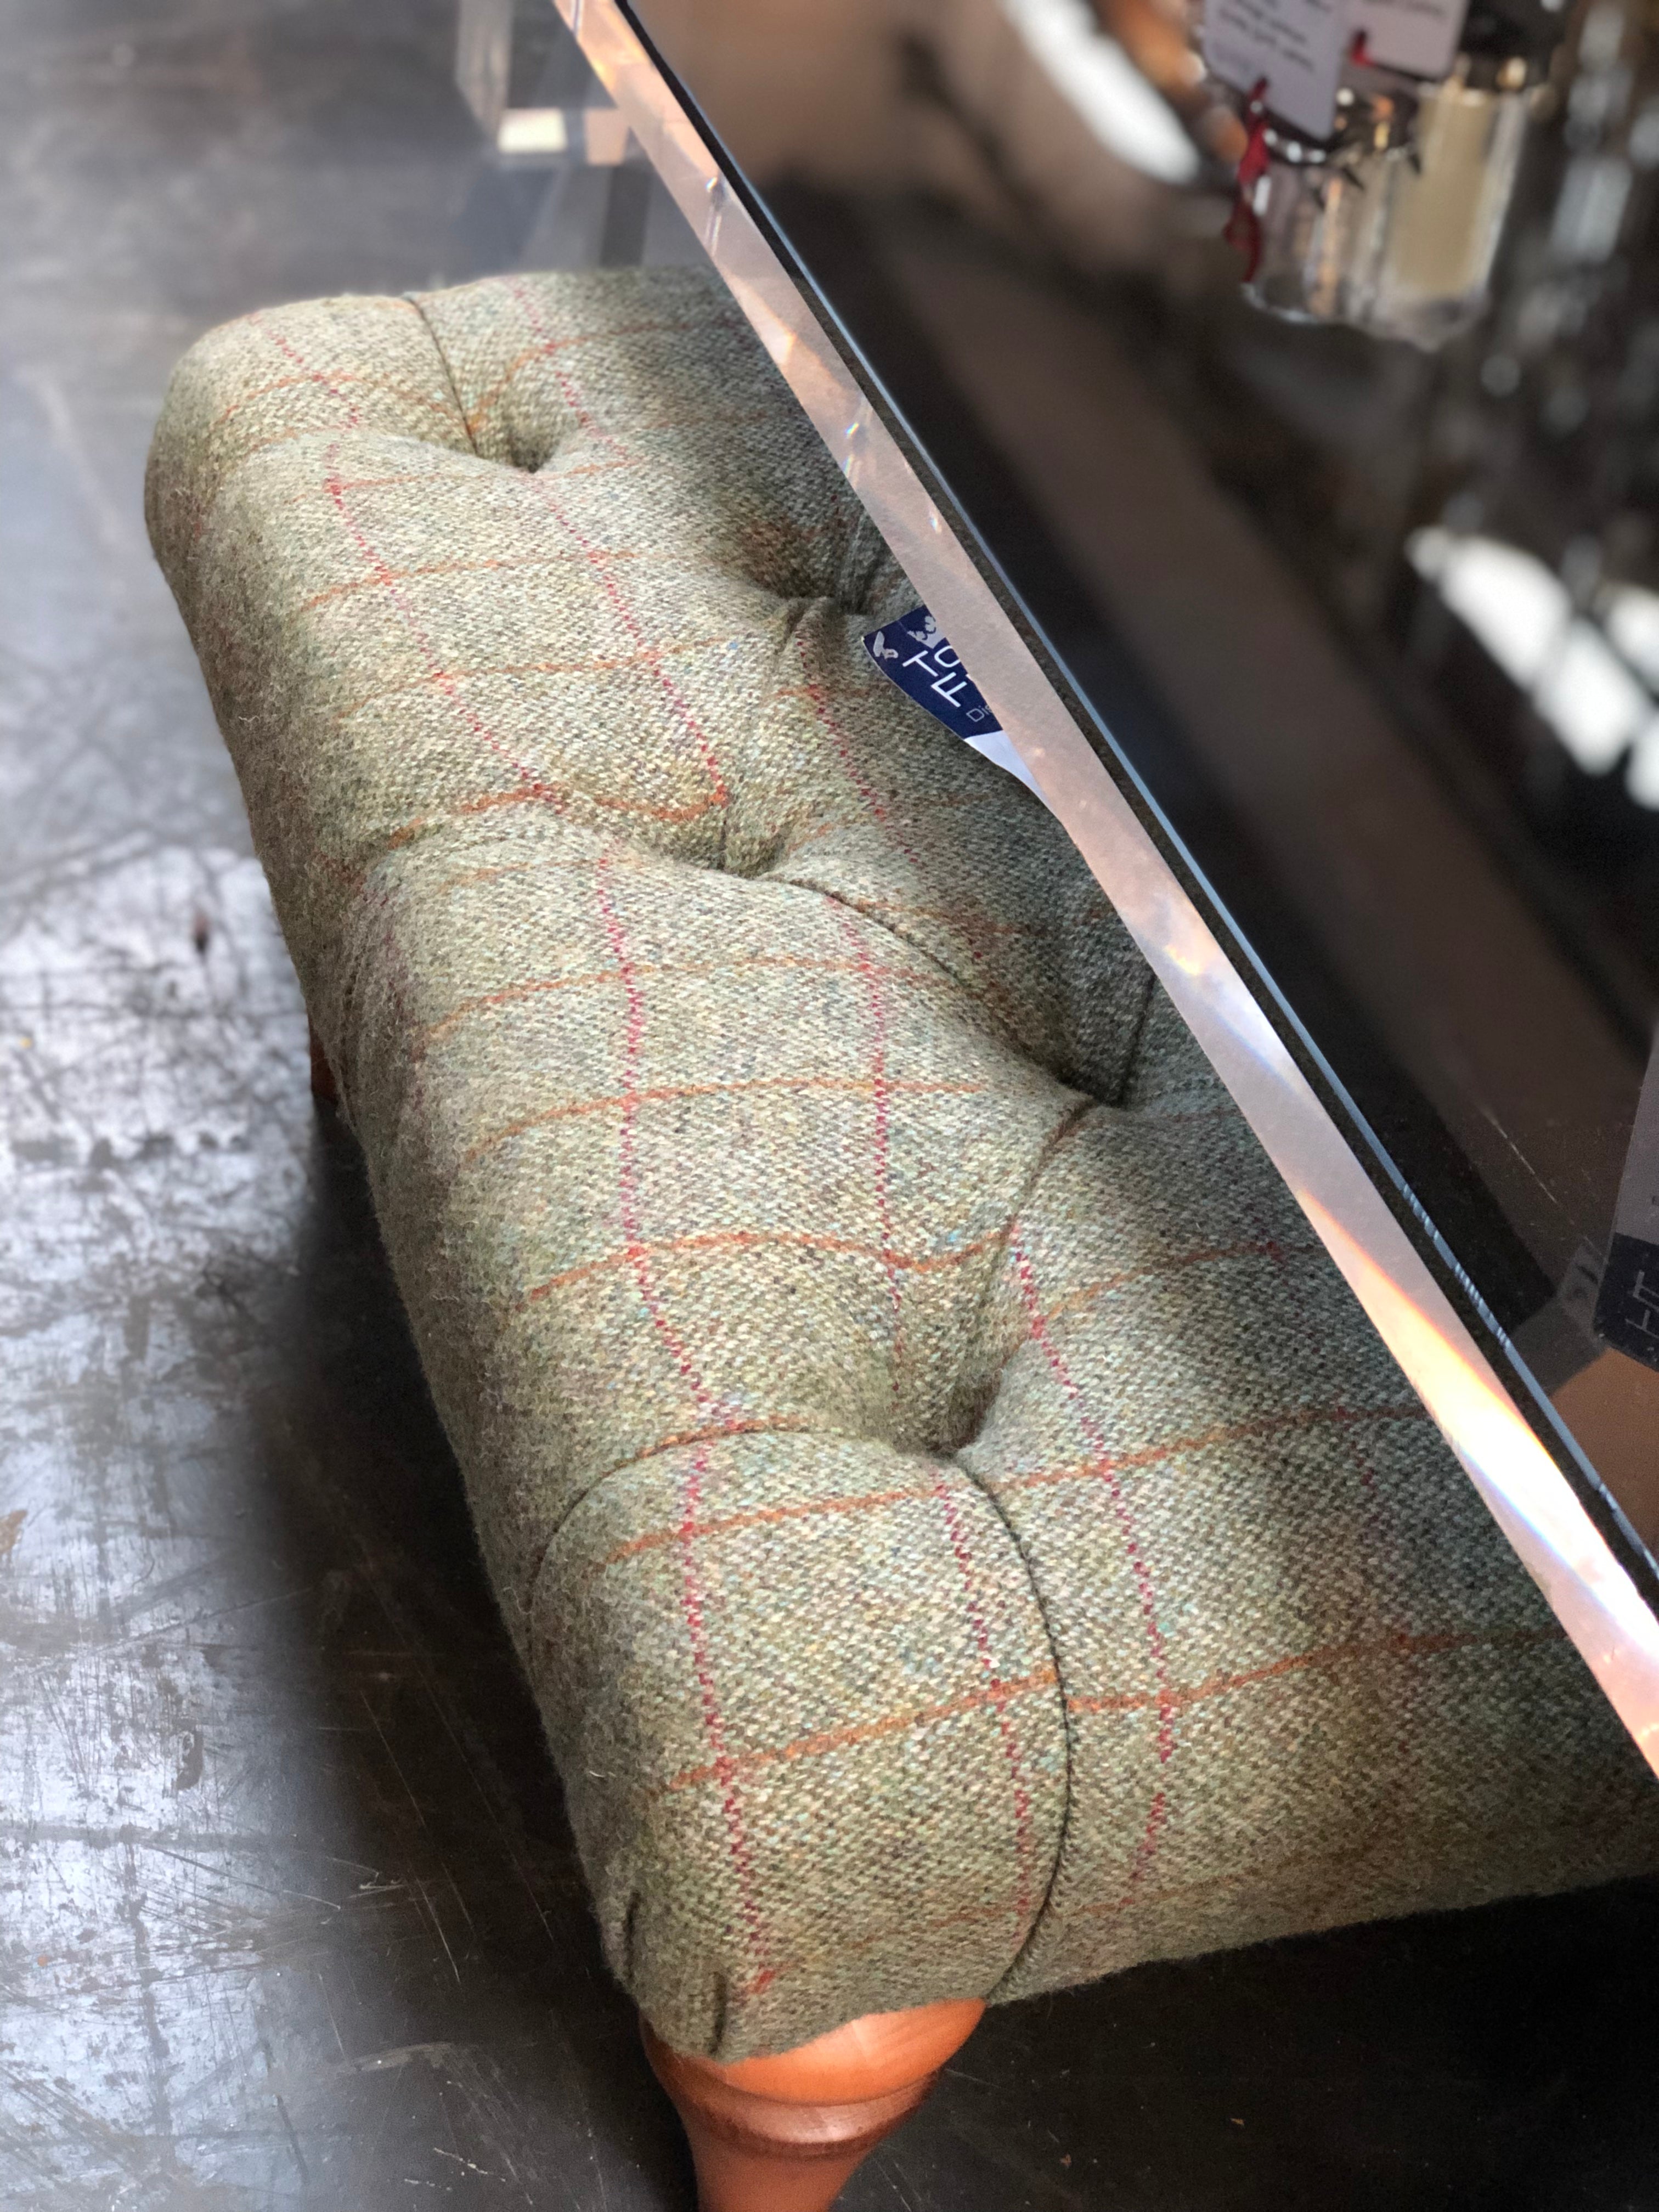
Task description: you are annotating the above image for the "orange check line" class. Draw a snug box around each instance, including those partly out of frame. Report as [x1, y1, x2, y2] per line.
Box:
[1065, 1623, 1560, 1722]
[460, 315, 712, 432]
[994, 1401, 1429, 1498]
[658, 1667, 1061, 1797]
[327, 634, 736, 728]
[384, 775, 719, 850]
[262, 465, 459, 521]
[459, 1073, 989, 1170]
[586, 1413, 820, 1491]
[297, 545, 645, 611]
[419, 950, 955, 1052]
[209, 366, 459, 437]
[1036, 1239, 1326, 1328]
[593, 1472, 944, 1575]
[520, 1223, 1008, 1308]
[656, 1621, 1558, 1815]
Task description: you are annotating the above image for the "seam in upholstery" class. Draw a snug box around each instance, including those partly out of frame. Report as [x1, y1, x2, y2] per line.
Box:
[941, 1099, 1106, 2000]
[949, 1429, 1075, 2001]
[517, 1415, 872, 1660]
[710, 591, 857, 876]
[780, 878, 1037, 1064]
[170, 296, 472, 589]
[835, 504, 889, 612]
[404, 291, 481, 459]
[732, 592, 825, 875]
[520, 1393, 1073, 2017]
[945, 1092, 1098, 1451]
[761, 635, 1053, 1051]
[1114, 964, 1160, 1109]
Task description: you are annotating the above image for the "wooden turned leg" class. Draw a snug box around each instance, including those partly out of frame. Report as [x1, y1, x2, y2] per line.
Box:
[307, 1018, 338, 1107]
[644, 1997, 983, 2212]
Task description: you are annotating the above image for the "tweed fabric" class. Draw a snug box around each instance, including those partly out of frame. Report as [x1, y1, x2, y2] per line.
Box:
[148, 269, 1659, 2061]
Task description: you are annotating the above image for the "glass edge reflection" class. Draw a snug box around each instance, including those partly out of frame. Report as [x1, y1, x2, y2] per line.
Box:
[547, 0, 1659, 1773]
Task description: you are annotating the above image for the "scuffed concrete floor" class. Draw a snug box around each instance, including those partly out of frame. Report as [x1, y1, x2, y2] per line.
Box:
[3, 3, 1659, 2208]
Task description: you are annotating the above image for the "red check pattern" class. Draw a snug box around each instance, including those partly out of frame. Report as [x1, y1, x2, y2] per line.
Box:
[148, 269, 1659, 2063]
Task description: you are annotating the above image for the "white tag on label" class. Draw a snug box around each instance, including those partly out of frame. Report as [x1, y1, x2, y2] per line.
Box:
[1351, 0, 1466, 78]
[1203, 0, 1347, 139]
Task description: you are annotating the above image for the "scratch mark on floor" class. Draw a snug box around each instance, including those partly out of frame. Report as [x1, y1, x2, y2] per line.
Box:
[360, 1686, 428, 1829]
[435, 2143, 497, 2178]
[416, 1874, 464, 1987]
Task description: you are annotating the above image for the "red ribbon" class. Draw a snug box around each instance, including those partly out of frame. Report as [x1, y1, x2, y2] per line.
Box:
[1222, 78, 1272, 281]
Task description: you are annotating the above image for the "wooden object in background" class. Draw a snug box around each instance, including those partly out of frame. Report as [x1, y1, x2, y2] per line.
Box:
[643, 1999, 984, 2212]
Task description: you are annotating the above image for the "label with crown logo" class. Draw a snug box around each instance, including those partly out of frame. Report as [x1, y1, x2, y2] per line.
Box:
[862, 606, 1046, 804]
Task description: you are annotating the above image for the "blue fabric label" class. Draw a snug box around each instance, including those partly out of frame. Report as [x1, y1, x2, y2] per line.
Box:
[862, 605, 1047, 805]
[1595, 1032, 1659, 1373]
[863, 606, 1003, 742]
[1595, 1232, 1659, 1372]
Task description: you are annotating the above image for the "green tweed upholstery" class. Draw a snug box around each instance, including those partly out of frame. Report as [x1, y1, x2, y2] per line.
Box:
[147, 268, 1659, 2062]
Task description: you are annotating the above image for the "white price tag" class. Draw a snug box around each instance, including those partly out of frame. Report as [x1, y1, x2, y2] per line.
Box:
[1203, 0, 1347, 139]
[1351, 0, 1468, 79]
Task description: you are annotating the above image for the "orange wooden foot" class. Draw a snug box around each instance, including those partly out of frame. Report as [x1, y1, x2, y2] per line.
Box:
[307, 1018, 338, 1107]
[644, 1998, 983, 2212]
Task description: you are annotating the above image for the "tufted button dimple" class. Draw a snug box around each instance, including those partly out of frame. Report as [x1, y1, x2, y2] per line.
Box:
[150, 263, 1659, 2073]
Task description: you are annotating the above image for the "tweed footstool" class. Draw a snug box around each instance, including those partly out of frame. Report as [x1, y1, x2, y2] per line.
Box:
[147, 267, 1659, 2210]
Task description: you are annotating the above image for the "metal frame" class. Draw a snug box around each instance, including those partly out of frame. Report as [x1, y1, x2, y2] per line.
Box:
[542, 0, 1659, 1770]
